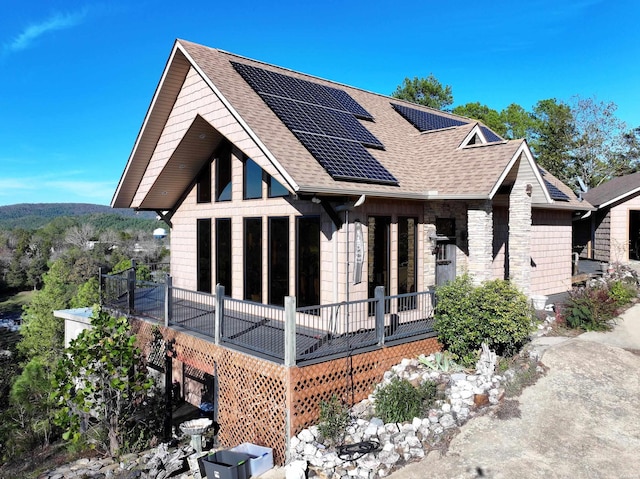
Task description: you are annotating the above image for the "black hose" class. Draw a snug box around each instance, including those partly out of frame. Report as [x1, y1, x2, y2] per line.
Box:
[337, 440, 381, 460]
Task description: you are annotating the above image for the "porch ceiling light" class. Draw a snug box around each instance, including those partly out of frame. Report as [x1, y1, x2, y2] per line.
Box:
[198, 133, 207, 140]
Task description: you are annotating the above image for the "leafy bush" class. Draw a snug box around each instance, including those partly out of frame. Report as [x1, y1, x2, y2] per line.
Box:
[317, 395, 350, 445]
[435, 276, 534, 366]
[608, 280, 637, 306]
[53, 309, 163, 456]
[374, 378, 436, 424]
[563, 285, 618, 331]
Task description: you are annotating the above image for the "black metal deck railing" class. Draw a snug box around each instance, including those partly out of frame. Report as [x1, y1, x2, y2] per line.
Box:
[100, 266, 436, 365]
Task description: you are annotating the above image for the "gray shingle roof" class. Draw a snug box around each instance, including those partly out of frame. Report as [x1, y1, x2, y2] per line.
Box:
[114, 39, 591, 211]
[582, 171, 640, 208]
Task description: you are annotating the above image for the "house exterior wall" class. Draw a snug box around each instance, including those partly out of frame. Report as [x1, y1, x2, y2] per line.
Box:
[423, 200, 470, 287]
[530, 209, 573, 295]
[609, 194, 640, 262]
[592, 210, 611, 262]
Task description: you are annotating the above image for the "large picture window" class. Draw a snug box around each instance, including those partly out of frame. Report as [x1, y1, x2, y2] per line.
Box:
[244, 218, 262, 301]
[216, 218, 232, 292]
[267, 174, 288, 198]
[197, 219, 212, 293]
[296, 217, 320, 307]
[368, 216, 391, 312]
[243, 157, 262, 200]
[215, 144, 232, 202]
[269, 217, 289, 306]
[398, 217, 417, 310]
[197, 161, 211, 203]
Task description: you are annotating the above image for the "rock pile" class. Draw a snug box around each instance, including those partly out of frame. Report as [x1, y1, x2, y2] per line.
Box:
[290, 351, 506, 479]
[38, 443, 198, 479]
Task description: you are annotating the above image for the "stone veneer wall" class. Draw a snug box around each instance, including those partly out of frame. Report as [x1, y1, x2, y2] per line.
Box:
[509, 182, 533, 296]
[467, 200, 493, 284]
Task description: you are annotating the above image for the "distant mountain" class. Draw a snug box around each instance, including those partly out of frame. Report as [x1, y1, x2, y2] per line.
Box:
[0, 203, 158, 230]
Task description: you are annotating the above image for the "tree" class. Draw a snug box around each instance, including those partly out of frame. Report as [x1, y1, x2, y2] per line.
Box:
[452, 102, 506, 137]
[18, 256, 78, 362]
[570, 96, 629, 189]
[615, 127, 640, 174]
[392, 75, 454, 110]
[500, 103, 538, 140]
[53, 309, 163, 455]
[530, 98, 577, 183]
[65, 224, 97, 250]
[8, 358, 59, 453]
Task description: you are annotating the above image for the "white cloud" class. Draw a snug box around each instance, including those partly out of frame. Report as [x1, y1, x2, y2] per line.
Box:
[4, 8, 89, 54]
[45, 180, 116, 201]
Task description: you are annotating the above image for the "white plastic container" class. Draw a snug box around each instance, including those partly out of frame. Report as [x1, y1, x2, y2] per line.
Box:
[531, 294, 548, 310]
[229, 443, 274, 477]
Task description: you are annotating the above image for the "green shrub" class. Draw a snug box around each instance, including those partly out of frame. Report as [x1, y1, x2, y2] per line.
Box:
[434, 276, 534, 366]
[563, 285, 618, 331]
[318, 395, 350, 445]
[374, 378, 436, 424]
[608, 280, 637, 306]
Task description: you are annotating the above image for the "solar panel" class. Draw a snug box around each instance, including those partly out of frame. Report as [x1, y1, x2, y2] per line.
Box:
[480, 126, 503, 143]
[391, 103, 467, 131]
[539, 169, 571, 201]
[232, 62, 374, 119]
[544, 180, 571, 201]
[232, 61, 395, 185]
[296, 133, 398, 185]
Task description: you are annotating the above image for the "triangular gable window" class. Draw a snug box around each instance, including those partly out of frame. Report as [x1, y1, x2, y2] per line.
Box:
[460, 124, 487, 148]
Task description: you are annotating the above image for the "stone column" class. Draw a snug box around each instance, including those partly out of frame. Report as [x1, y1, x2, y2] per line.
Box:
[508, 181, 532, 295]
[467, 200, 493, 284]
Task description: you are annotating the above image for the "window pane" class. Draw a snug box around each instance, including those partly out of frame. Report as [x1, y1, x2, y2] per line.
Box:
[197, 161, 211, 203]
[269, 217, 289, 306]
[398, 217, 417, 311]
[216, 218, 232, 292]
[197, 219, 212, 293]
[244, 218, 262, 301]
[368, 216, 391, 314]
[267, 175, 288, 198]
[216, 145, 232, 202]
[244, 158, 263, 200]
[297, 217, 320, 307]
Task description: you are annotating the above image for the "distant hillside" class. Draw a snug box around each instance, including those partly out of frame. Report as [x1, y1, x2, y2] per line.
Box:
[0, 203, 158, 230]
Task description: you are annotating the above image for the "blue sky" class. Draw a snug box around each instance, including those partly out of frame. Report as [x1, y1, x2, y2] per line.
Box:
[1, 0, 639, 206]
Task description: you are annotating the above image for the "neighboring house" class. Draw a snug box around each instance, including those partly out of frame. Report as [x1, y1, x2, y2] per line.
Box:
[98, 39, 593, 462]
[574, 171, 640, 263]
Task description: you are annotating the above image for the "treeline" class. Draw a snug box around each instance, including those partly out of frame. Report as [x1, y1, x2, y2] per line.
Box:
[0, 209, 165, 293]
[0, 203, 155, 230]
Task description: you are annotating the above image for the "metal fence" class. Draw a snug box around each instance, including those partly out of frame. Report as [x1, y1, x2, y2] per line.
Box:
[221, 298, 286, 361]
[100, 267, 436, 365]
[294, 289, 436, 364]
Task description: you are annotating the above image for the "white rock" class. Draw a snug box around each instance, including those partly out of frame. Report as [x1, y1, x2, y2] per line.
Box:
[439, 413, 456, 429]
[441, 403, 451, 413]
[285, 460, 307, 479]
[303, 442, 318, 457]
[298, 429, 314, 443]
